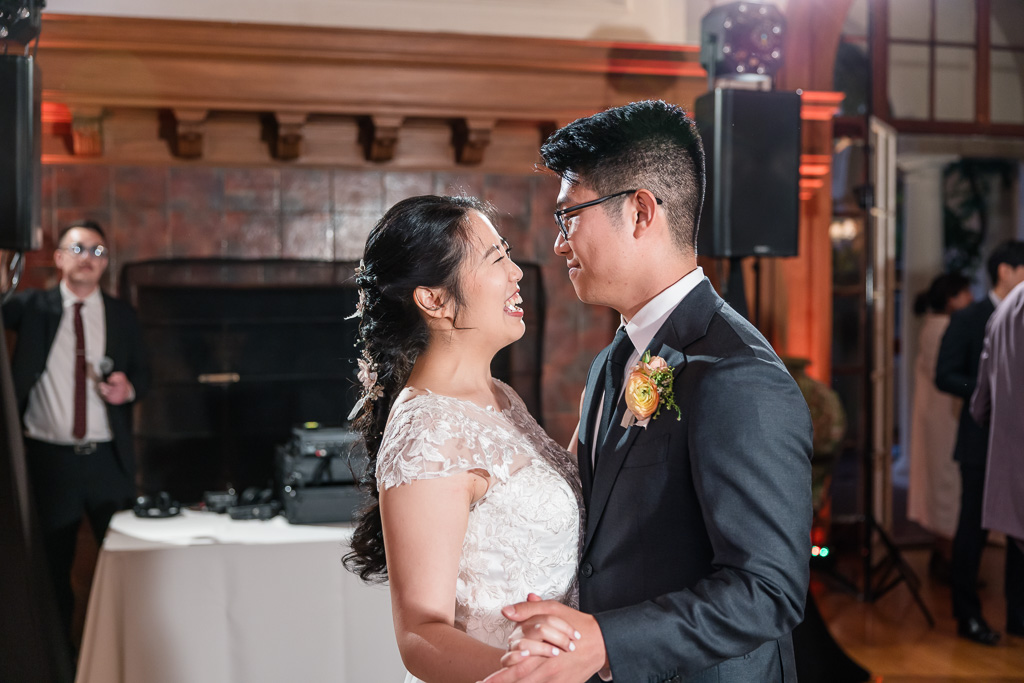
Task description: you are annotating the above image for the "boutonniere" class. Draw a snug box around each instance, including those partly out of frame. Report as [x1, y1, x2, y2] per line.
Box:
[621, 351, 682, 429]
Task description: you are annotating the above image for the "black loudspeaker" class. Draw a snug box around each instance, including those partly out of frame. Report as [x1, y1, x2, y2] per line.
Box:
[0, 55, 42, 252]
[695, 88, 801, 258]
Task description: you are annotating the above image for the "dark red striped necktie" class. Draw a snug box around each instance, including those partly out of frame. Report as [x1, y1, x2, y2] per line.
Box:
[73, 302, 87, 440]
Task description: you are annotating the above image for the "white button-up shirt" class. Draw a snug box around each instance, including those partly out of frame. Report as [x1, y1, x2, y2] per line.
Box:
[24, 281, 113, 444]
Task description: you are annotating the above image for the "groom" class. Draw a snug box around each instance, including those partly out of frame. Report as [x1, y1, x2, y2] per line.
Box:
[486, 100, 813, 682]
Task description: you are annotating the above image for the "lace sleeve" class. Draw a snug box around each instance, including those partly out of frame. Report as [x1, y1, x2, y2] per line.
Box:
[376, 397, 517, 491]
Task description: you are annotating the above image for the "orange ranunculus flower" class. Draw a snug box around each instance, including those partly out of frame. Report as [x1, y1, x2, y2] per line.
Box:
[625, 370, 659, 420]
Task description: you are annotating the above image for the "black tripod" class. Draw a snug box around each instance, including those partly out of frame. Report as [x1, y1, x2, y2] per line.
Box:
[856, 511, 935, 626]
[819, 112, 934, 626]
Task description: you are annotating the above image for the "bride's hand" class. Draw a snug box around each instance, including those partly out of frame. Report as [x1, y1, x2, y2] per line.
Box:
[500, 594, 581, 667]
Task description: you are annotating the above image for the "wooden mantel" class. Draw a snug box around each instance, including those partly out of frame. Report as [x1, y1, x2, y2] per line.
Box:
[39, 14, 706, 123]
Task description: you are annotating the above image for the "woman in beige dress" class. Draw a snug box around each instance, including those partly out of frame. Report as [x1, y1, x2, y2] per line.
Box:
[907, 272, 972, 576]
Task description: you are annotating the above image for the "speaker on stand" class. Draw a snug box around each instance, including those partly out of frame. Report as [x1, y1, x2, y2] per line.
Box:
[695, 2, 799, 323]
[0, 6, 74, 681]
[694, 87, 801, 323]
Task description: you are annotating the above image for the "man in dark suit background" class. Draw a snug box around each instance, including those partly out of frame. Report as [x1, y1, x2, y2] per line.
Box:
[936, 239, 1024, 645]
[2, 220, 149, 646]
[486, 101, 813, 683]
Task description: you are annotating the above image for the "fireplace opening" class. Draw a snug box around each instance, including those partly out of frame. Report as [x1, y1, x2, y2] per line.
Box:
[121, 259, 544, 503]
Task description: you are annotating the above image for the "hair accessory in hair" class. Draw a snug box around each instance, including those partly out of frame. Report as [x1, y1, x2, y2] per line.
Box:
[348, 350, 384, 420]
[346, 259, 368, 320]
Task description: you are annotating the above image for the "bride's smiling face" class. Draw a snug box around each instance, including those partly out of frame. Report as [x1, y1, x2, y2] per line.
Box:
[454, 210, 525, 350]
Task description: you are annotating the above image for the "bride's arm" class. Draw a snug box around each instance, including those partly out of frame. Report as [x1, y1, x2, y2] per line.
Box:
[379, 471, 503, 683]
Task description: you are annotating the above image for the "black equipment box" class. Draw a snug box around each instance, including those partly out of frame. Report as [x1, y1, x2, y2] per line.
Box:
[275, 424, 369, 524]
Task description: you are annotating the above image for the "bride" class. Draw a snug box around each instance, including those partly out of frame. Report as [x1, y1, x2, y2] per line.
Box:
[343, 195, 583, 683]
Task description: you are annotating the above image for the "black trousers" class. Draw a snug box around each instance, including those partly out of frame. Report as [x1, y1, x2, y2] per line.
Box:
[24, 438, 133, 643]
[951, 463, 1024, 624]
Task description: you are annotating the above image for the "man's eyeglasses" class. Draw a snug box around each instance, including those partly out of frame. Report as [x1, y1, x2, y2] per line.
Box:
[62, 243, 108, 259]
[553, 189, 663, 241]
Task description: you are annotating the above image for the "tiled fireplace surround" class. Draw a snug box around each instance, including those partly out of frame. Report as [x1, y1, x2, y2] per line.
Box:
[25, 164, 618, 444]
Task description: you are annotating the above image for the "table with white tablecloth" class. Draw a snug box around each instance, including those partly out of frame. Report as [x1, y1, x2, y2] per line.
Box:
[76, 509, 404, 683]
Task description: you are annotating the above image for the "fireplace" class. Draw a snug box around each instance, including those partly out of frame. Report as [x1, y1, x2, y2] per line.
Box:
[121, 259, 544, 503]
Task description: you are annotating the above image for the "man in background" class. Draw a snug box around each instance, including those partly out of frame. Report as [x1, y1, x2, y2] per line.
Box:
[936, 239, 1024, 645]
[2, 220, 149, 647]
[970, 280, 1024, 639]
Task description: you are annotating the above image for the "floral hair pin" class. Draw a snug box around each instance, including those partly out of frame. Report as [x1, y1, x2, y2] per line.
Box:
[622, 350, 682, 429]
[348, 350, 384, 420]
[345, 259, 367, 320]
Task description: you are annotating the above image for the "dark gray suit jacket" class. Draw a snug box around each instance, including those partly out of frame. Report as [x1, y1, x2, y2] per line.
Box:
[577, 279, 813, 683]
[3, 286, 150, 477]
[935, 297, 994, 469]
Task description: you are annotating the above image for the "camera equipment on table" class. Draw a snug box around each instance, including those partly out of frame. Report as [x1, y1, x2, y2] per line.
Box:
[275, 422, 369, 524]
[228, 487, 280, 520]
[202, 489, 237, 513]
[133, 492, 181, 518]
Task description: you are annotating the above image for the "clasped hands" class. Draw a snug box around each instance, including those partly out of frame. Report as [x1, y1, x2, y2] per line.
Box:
[478, 593, 609, 683]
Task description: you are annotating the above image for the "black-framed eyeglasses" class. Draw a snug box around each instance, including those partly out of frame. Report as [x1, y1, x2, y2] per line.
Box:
[63, 243, 108, 259]
[553, 189, 663, 241]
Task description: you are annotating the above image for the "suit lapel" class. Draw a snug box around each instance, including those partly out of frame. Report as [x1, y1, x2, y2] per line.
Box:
[43, 287, 63, 351]
[584, 408, 643, 552]
[581, 279, 723, 556]
[577, 347, 609, 506]
[102, 292, 116, 357]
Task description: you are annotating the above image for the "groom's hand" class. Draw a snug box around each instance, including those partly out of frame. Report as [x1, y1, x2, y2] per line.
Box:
[479, 598, 608, 683]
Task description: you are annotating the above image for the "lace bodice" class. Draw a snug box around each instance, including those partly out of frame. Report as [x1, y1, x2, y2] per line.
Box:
[377, 380, 583, 657]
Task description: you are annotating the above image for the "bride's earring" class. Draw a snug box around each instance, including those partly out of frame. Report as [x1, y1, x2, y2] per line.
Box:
[414, 286, 449, 320]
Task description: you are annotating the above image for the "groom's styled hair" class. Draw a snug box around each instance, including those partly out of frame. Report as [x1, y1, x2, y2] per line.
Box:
[540, 99, 705, 253]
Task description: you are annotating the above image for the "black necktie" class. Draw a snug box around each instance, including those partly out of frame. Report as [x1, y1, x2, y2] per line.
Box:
[597, 327, 633, 450]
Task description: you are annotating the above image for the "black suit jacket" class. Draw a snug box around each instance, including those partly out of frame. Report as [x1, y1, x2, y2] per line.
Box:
[576, 279, 813, 683]
[3, 286, 150, 477]
[935, 297, 994, 468]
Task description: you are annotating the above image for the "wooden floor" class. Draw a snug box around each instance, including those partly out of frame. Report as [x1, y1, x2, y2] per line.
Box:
[815, 543, 1024, 682]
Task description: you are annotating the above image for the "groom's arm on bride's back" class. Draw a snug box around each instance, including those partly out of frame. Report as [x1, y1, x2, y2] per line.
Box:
[594, 354, 814, 679]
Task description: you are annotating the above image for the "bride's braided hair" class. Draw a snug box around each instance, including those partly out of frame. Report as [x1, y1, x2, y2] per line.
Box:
[344, 194, 494, 582]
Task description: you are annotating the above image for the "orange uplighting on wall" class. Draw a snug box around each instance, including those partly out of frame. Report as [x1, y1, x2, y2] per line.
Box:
[41, 101, 71, 124]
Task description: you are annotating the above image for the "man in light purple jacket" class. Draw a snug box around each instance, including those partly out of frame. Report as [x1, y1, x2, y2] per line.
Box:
[971, 280, 1024, 638]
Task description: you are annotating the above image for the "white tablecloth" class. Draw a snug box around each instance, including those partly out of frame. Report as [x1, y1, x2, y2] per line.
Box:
[76, 510, 404, 683]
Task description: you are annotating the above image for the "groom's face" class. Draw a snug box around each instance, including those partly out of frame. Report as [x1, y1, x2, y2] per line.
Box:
[553, 177, 632, 310]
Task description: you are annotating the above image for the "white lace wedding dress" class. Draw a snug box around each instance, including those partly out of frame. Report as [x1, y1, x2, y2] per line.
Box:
[376, 380, 583, 683]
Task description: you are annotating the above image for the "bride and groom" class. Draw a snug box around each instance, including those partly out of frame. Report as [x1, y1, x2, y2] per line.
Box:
[344, 100, 813, 683]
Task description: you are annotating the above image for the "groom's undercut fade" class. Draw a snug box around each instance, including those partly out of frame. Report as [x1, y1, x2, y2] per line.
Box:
[540, 99, 705, 253]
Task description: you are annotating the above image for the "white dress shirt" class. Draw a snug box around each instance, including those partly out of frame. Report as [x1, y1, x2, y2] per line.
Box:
[590, 267, 705, 464]
[24, 281, 113, 444]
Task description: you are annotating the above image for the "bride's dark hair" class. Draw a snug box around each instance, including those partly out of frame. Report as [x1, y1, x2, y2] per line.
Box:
[344, 194, 493, 582]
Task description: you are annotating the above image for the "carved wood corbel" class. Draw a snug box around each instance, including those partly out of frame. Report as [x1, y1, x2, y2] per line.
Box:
[69, 106, 104, 157]
[172, 108, 208, 159]
[360, 115, 403, 162]
[452, 118, 495, 165]
[274, 112, 308, 161]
